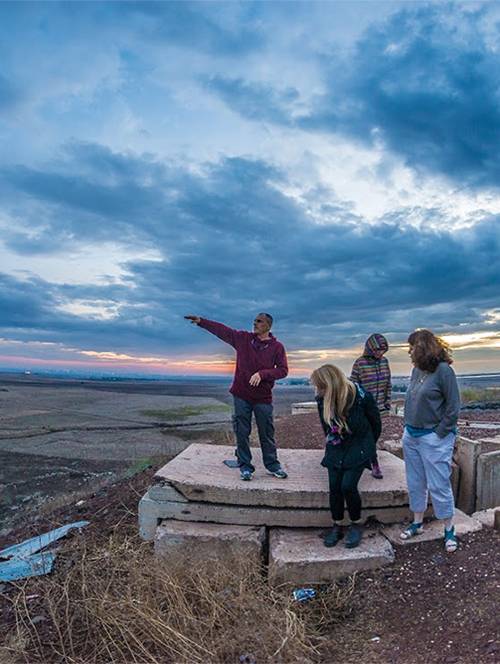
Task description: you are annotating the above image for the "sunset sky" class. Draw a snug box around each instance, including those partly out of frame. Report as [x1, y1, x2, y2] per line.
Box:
[1, 1, 499, 377]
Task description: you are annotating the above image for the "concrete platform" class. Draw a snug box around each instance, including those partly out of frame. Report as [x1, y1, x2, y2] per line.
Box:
[382, 509, 482, 546]
[139, 490, 415, 540]
[155, 520, 265, 563]
[153, 444, 409, 509]
[268, 528, 395, 584]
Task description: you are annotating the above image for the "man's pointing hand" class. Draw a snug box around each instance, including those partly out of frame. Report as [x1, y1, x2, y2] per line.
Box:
[184, 315, 201, 325]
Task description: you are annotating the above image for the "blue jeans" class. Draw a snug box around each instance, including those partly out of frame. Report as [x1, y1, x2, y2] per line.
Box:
[402, 430, 456, 519]
[232, 396, 281, 473]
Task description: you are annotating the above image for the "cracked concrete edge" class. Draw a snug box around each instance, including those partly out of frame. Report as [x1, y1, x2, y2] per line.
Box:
[148, 482, 189, 502]
[138, 493, 416, 540]
[381, 508, 483, 546]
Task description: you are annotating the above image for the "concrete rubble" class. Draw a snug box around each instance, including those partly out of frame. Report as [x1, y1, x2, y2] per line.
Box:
[139, 441, 490, 582]
[155, 520, 265, 564]
[152, 444, 410, 509]
[269, 528, 395, 584]
[471, 507, 499, 529]
[382, 509, 482, 546]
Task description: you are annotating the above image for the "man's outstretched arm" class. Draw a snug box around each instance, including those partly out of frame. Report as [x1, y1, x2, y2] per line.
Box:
[184, 315, 239, 349]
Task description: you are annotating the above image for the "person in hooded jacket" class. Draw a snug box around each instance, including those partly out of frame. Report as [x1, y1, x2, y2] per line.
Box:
[185, 312, 288, 481]
[311, 364, 381, 548]
[350, 333, 391, 479]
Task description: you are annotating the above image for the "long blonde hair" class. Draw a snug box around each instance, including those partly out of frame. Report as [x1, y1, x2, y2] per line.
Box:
[310, 364, 356, 435]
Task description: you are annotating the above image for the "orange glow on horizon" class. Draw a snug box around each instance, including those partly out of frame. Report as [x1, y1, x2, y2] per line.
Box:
[0, 353, 308, 376]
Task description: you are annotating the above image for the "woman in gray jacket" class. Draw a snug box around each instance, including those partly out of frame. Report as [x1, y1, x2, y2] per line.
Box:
[401, 329, 460, 552]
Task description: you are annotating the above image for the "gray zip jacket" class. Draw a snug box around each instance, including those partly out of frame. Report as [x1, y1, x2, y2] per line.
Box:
[404, 362, 460, 438]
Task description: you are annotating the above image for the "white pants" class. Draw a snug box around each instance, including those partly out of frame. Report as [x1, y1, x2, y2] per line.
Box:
[402, 430, 456, 520]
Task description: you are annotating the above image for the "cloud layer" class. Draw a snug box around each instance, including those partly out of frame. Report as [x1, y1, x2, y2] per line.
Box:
[1, 143, 499, 358]
[208, 4, 500, 189]
[0, 2, 499, 372]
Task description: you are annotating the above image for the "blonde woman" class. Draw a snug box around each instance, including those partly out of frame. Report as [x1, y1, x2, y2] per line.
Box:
[311, 365, 381, 548]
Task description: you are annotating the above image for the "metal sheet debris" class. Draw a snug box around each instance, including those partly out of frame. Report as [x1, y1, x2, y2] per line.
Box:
[0, 521, 89, 582]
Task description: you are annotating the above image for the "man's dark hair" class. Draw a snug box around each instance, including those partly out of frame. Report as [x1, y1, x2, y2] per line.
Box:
[261, 312, 273, 327]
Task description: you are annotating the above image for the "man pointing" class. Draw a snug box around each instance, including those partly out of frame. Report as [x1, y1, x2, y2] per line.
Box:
[185, 313, 289, 481]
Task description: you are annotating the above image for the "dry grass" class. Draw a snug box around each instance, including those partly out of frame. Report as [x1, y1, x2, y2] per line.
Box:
[461, 386, 500, 403]
[141, 404, 231, 421]
[2, 535, 355, 664]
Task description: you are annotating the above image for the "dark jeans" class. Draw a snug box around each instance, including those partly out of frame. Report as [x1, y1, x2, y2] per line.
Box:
[232, 396, 281, 473]
[327, 465, 365, 522]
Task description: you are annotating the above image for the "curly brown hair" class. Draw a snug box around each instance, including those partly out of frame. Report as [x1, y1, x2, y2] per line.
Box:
[407, 329, 453, 372]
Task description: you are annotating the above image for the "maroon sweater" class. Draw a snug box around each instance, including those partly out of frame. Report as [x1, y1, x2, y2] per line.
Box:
[198, 318, 288, 404]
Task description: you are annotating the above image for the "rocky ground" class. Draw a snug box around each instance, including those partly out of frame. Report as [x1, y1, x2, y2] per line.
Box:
[274, 410, 500, 448]
[1, 409, 499, 663]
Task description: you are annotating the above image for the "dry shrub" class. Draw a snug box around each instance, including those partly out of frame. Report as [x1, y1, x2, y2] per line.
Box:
[3, 535, 354, 664]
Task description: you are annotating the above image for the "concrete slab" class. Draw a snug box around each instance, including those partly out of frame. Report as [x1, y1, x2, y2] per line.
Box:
[471, 508, 499, 529]
[379, 439, 403, 459]
[154, 444, 409, 509]
[138, 492, 415, 540]
[382, 509, 482, 546]
[291, 402, 317, 415]
[455, 436, 482, 514]
[148, 482, 189, 502]
[155, 520, 265, 563]
[477, 437, 500, 454]
[477, 435, 500, 443]
[451, 461, 460, 501]
[460, 422, 500, 430]
[476, 450, 500, 510]
[390, 399, 405, 416]
[268, 528, 395, 584]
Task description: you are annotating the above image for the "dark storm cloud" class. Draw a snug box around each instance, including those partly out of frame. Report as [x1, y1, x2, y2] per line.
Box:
[304, 4, 500, 188]
[1, 143, 499, 354]
[206, 4, 500, 190]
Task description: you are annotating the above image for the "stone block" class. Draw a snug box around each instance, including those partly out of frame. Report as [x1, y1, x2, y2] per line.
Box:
[471, 508, 498, 528]
[291, 402, 317, 415]
[153, 444, 409, 509]
[476, 435, 500, 444]
[138, 492, 163, 541]
[451, 461, 460, 501]
[379, 439, 403, 459]
[454, 436, 482, 514]
[477, 437, 500, 454]
[268, 528, 395, 584]
[390, 399, 405, 416]
[155, 520, 265, 564]
[476, 450, 500, 510]
[382, 509, 482, 546]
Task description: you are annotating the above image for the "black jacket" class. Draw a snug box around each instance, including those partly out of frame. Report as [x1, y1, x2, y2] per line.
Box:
[316, 385, 381, 470]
